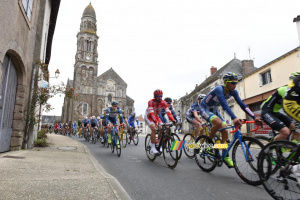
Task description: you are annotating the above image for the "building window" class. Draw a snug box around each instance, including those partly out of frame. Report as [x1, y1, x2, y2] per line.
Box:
[259, 70, 272, 86]
[22, 0, 33, 20]
[108, 94, 112, 103]
[83, 103, 88, 115]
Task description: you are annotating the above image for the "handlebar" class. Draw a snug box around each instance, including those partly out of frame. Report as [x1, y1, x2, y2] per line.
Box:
[230, 119, 261, 133]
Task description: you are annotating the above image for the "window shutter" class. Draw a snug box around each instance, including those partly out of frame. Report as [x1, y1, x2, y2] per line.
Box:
[259, 74, 262, 86]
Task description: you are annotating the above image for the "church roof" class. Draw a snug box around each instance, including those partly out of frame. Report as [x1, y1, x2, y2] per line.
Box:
[98, 68, 127, 86]
[82, 3, 96, 19]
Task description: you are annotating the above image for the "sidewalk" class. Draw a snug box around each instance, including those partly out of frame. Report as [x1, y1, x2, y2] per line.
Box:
[0, 134, 131, 200]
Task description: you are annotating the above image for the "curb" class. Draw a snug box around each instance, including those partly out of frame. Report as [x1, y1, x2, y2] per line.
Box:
[81, 143, 131, 200]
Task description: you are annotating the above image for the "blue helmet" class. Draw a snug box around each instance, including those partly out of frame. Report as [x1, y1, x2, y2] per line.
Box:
[223, 72, 238, 81]
[112, 100, 118, 106]
[100, 114, 105, 119]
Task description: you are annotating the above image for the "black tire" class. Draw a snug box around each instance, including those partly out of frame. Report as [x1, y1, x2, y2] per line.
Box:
[133, 132, 139, 145]
[111, 137, 115, 153]
[171, 133, 182, 160]
[254, 135, 271, 146]
[121, 131, 127, 148]
[145, 134, 156, 162]
[194, 135, 217, 172]
[162, 135, 178, 169]
[183, 133, 195, 159]
[128, 133, 132, 144]
[116, 135, 121, 157]
[232, 136, 264, 186]
[258, 140, 299, 200]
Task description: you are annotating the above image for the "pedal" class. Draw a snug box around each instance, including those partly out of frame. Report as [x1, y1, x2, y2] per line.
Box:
[217, 160, 223, 167]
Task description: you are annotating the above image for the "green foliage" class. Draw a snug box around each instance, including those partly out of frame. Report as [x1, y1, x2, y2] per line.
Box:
[37, 130, 47, 139]
[34, 138, 49, 147]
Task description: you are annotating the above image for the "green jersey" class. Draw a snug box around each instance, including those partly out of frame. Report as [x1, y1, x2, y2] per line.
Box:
[260, 86, 288, 113]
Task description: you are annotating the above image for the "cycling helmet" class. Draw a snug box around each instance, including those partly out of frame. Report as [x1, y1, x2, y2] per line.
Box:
[198, 94, 206, 100]
[97, 116, 100, 120]
[164, 97, 172, 103]
[289, 72, 300, 80]
[131, 112, 136, 116]
[112, 100, 118, 106]
[85, 116, 88, 119]
[223, 72, 238, 81]
[92, 116, 95, 119]
[154, 89, 163, 97]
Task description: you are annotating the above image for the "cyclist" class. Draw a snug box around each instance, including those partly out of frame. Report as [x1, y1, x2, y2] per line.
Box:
[89, 116, 98, 141]
[59, 122, 63, 134]
[106, 101, 125, 146]
[78, 119, 82, 137]
[145, 89, 176, 155]
[72, 121, 77, 136]
[54, 123, 59, 134]
[82, 117, 90, 138]
[100, 114, 107, 143]
[186, 94, 206, 138]
[127, 112, 139, 139]
[281, 73, 300, 184]
[199, 72, 261, 167]
[261, 71, 300, 142]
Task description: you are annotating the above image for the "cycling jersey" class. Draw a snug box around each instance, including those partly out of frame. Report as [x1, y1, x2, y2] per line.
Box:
[159, 105, 178, 124]
[72, 123, 77, 129]
[145, 99, 175, 125]
[261, 86, 288, 112]
[128, 115, 139, 127]
[106, 107, 124, 125]
[283, 75, 300, 122]
[200, 85, 255, 122]
[90, 119, 98, 128]
[83, 119, 89, 127]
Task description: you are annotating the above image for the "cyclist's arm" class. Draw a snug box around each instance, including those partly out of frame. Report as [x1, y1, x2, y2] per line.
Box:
[192, 110, 202, 123]
[171, 109, 179, 122]
[105, 108, 110, 125]
[159, 110, 167, 124]
[148, 101, 157, 124]
[164, 103, 175, 122]
[118, 109, 124, 124]
[232, 90, 256, 119]
[215, 87, 237, 120]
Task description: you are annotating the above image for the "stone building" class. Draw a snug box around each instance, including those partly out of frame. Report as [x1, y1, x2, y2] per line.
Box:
[0, 0, 61, 151]
[61, 3, 134, 122]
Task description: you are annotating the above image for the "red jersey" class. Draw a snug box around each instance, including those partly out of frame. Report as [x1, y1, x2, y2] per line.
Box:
[146, 99, 175, 124]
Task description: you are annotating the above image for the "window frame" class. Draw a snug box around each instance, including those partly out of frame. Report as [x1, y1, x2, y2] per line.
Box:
[259, 69, 272, 86]
[19, 0, 34, 28]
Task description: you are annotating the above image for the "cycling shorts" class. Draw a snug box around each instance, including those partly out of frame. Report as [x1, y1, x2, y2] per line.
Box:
[199, 106, 226, 125]
[261, 110, 293, 131]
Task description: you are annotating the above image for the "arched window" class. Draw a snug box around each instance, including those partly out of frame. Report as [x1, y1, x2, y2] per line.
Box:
[108, 94, 112, 103]
[82, 103, 88, 115]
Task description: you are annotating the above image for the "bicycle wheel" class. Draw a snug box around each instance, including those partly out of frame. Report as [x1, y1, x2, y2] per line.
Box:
[194, 135, 217, 172]
[116, 135, 121, 157]
[183, 133, 195, 159]
[162, 135, 178, 169]
[133, 132, 139, 145]
[232, 136, 264, 186]
[258, 140, 299, 200]
[121, 131, 127, 148]
[128, 133, 132, 144]
[111, 135, 115, 153]
[171, 133, 182, 160]
[254, 135, 271, 146]
[145, 134, 156, 162]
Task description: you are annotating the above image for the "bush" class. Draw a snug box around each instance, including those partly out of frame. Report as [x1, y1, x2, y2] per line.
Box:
[37, 130, 47, 139]
[34, 138, 49, 147]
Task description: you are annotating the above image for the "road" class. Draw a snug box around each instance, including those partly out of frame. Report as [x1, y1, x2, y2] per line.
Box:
[74, 135, 272, 200]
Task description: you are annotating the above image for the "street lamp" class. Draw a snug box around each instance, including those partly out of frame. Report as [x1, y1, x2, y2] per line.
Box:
[50, 69, 60, 79]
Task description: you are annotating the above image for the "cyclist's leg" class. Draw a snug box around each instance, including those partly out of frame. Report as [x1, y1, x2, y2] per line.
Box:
[291, 121, 300, 142]
[145, 114, 159, 154]
[191, 119, 203, 138]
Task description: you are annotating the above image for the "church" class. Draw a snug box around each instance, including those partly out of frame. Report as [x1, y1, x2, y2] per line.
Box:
[61, 3, 134, 122]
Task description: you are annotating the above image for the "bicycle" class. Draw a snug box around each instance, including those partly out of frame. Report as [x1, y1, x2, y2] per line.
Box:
[91, 128, 98, 144]
[194, 120, 264, 186]
[145, 123, 178, 169]
[119, 125, 127, 148]
[183, 123, 219, 159]
[102, 127, 110, 148]
[165, 123, 183, 160]
[127, 127, 140, 146]
[110, 125, 121, 157]
[257, 140, 300, 200]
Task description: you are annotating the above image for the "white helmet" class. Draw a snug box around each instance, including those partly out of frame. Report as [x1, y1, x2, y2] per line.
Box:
[97, 116, 100, 120]
[198, 94, 206, 100]
[92, 116, 95, 119]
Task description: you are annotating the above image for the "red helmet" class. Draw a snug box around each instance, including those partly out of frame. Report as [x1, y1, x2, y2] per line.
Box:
[154, 89, 163, 97]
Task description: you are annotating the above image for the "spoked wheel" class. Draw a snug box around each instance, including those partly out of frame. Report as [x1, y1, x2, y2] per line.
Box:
[258, 140, 299, 200]
[171, 133, 182, 160]
[127, 133, 132, 144]
[145, 134, 156, 162]
[232, 136, 264, 186]
[162, 135, 178, 169]
[183, 133, 195, 159]
[121, 131, 127, 148]
[133, 132, 139, 145]
[111, 136, 115, 153]
[194, 135, 217, 172]
[116, 136, 121, 157]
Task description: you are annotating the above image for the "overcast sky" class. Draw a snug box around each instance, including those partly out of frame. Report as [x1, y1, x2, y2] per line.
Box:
[45, 0, 300, 117]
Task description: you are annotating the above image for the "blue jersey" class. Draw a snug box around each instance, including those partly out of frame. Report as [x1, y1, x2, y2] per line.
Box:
[106, 107, 124, 125]
[159, 105, 178, 123]
[82, 119, 90, 126]
[201, 85, 255, 120]
[90, 119, 98, 127]
[128, 115, 139, 127]
[186, 102, 202, 118]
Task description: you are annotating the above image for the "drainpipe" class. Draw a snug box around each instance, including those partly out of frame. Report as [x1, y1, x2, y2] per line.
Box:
[22, 60, 40, 149]
[293, 15, 300, 46]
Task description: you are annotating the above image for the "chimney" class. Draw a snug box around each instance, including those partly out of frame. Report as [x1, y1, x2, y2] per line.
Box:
[195, 84, 198, 88]
[293, 15, 300, 46]
[210, 66, 217, 76]
[241, 60, 255, 75]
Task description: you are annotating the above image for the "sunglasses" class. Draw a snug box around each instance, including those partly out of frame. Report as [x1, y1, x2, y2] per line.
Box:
[156, 95, 162, 98]
[227, 81, 238, 85]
